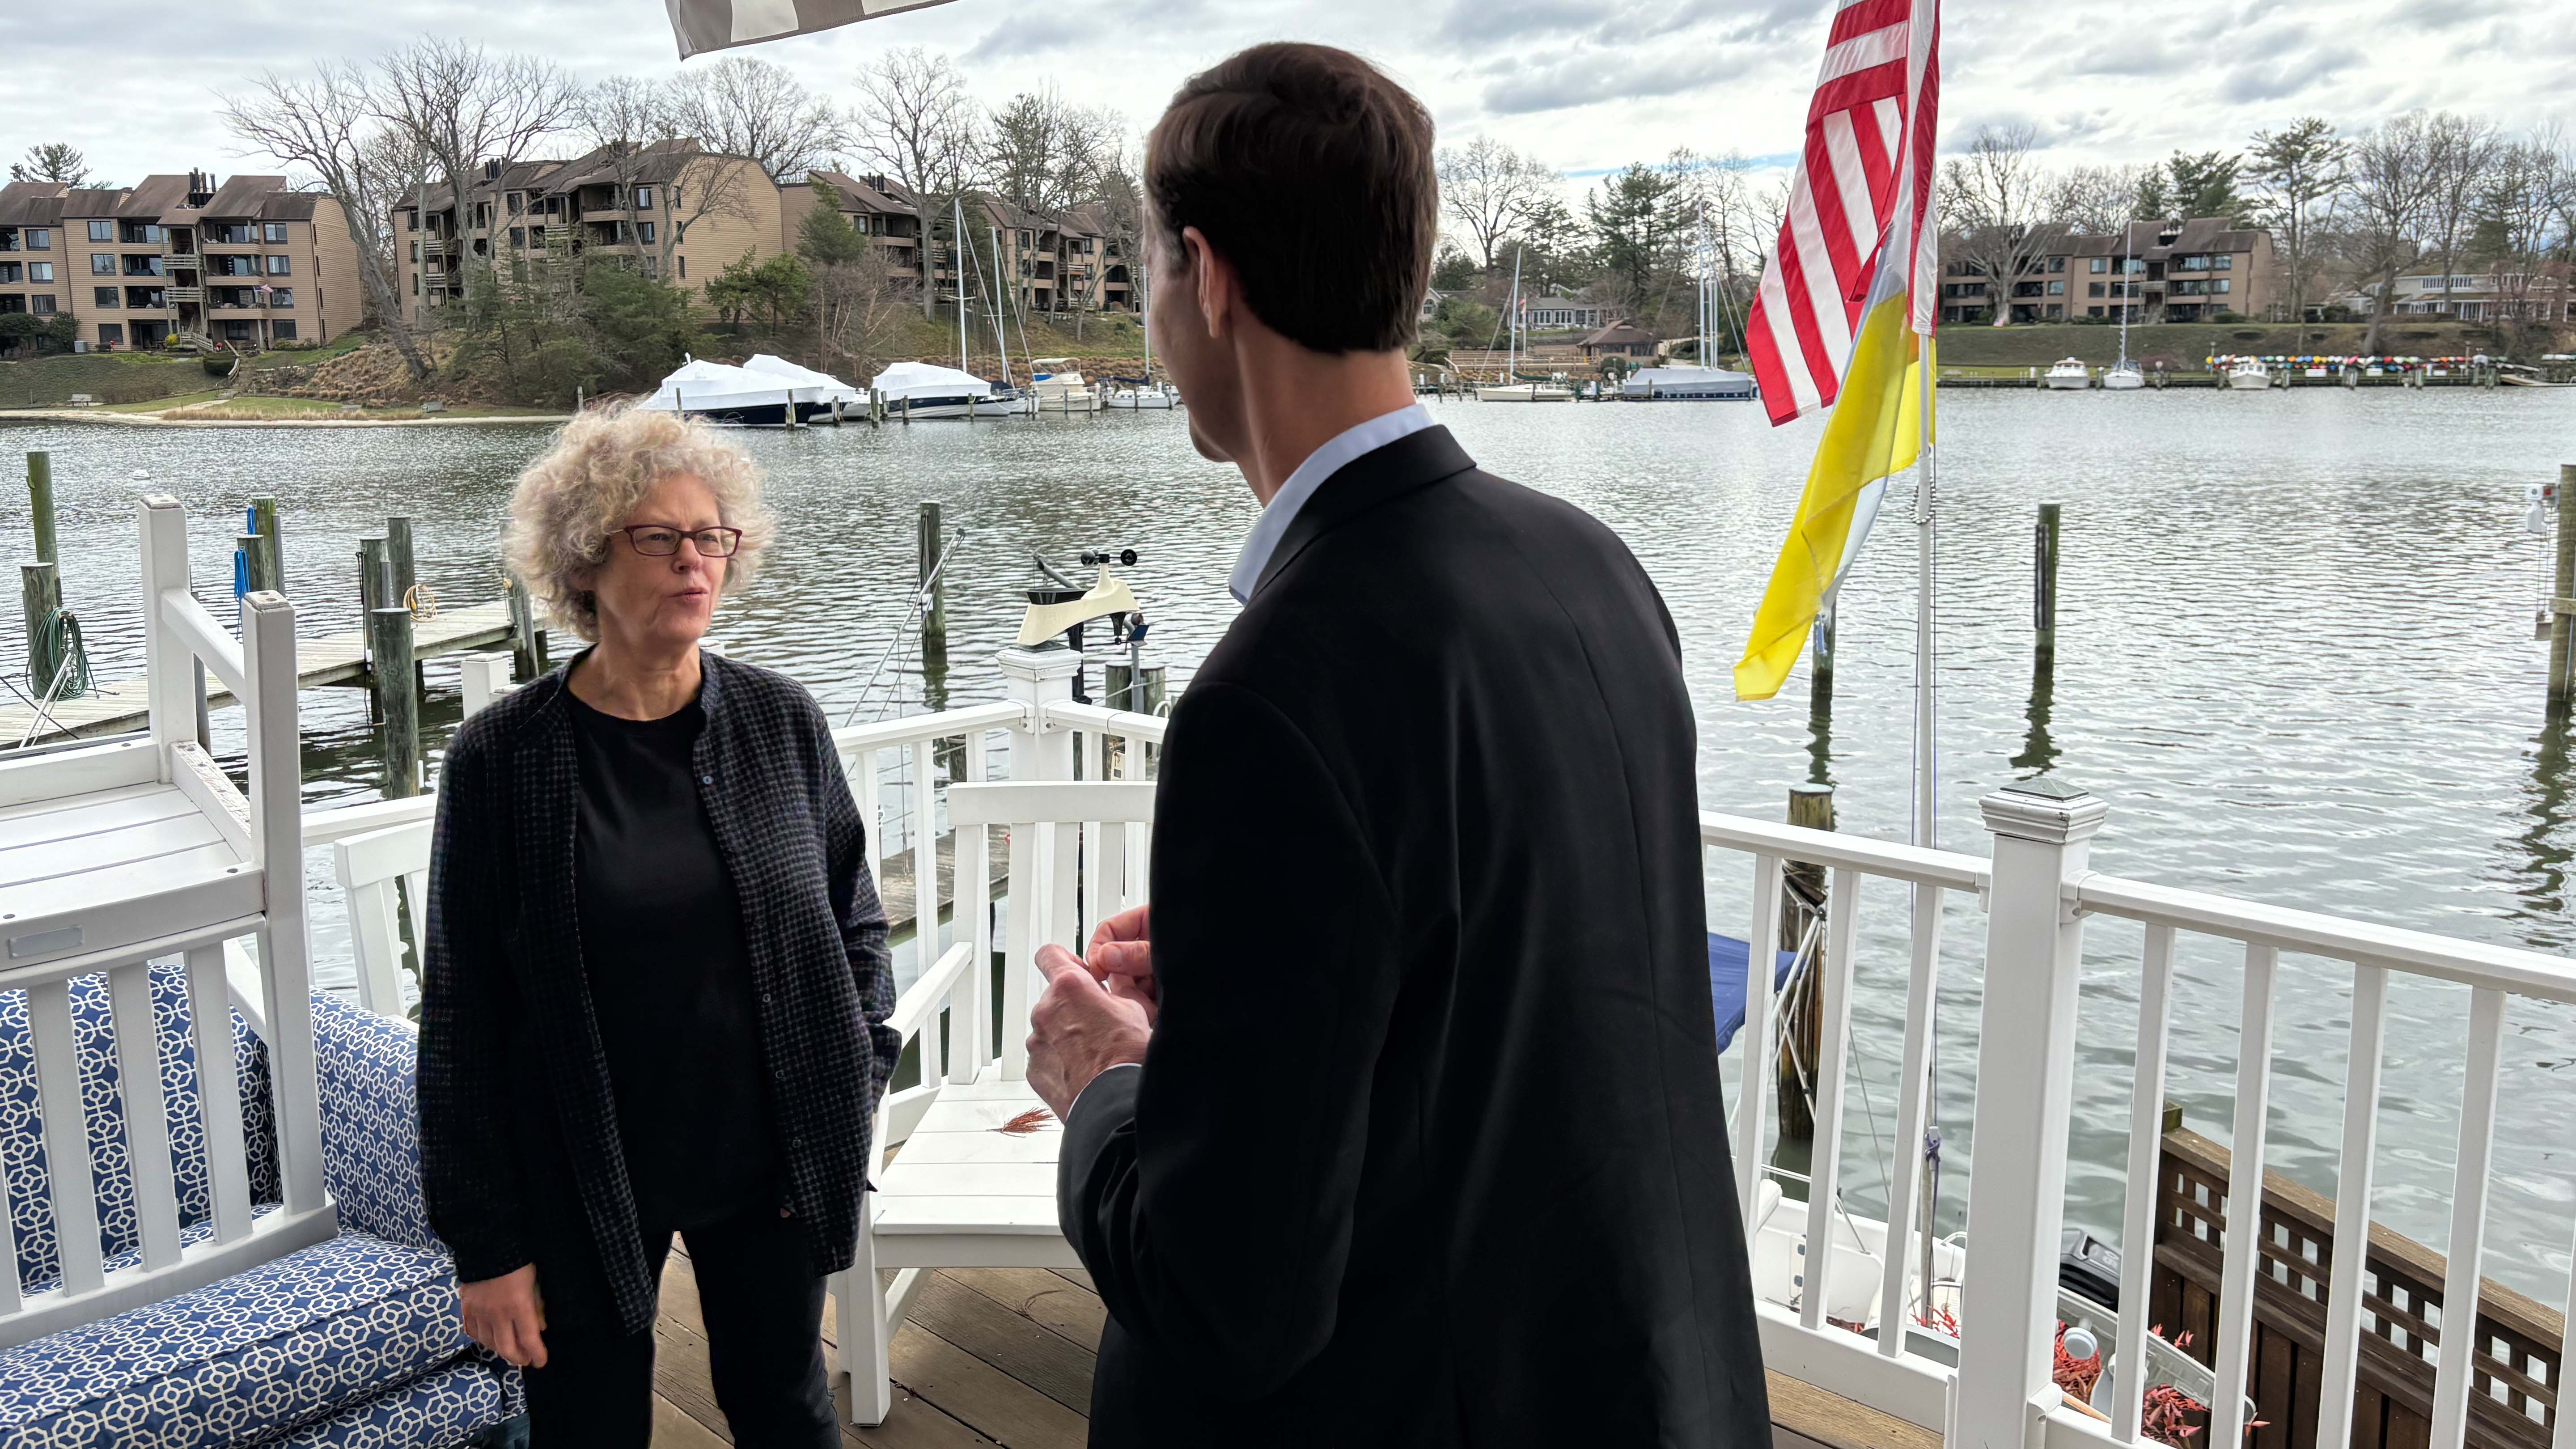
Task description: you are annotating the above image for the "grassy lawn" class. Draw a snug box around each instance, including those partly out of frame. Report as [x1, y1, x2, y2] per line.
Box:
[161, 395, 560, 422]
[99, 388, 230, 413]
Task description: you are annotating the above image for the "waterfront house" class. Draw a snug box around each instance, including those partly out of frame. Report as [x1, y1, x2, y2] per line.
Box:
[1525, 291, 1604, 332]
[1578, 320, 1660, 358]
[1940, 216, 2282, 325]
[0, 172, 361, 353]
[2362, 267, 2576, 323]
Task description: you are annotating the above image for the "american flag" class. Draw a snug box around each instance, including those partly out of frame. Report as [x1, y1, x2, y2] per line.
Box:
[1745, 0, 1941, 426]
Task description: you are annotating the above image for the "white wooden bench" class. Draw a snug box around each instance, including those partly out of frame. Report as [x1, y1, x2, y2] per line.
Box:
[0, 495, 331, 1348]
[836, 777, 1155, 1426]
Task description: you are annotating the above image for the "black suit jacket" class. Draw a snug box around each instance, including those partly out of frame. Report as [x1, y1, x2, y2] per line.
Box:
[1059, 424, 1769, 1446]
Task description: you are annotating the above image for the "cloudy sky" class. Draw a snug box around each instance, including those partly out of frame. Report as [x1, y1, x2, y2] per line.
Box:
[5, 0, 2569, 201]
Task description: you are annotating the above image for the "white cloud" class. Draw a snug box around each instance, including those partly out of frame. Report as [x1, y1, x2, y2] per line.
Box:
[0, 0, 2565, 202]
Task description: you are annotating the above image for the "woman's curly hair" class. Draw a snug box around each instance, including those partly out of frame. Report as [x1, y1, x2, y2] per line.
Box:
[502, 404, 776, 643]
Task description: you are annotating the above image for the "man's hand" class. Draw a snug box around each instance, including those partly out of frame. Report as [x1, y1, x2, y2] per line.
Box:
[460, 1263, 548, 1368]
[1028, 943, 1153, 1121]
[1086, 904, 1156, 1025]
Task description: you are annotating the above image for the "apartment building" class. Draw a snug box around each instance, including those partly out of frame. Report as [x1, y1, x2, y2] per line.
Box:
[1, 172, 360, 351]
[397, 140, 790, 315]
[1940, 217, 2280, 325]
[797, 177, 1135, 317]
[800, 170, 929, 291]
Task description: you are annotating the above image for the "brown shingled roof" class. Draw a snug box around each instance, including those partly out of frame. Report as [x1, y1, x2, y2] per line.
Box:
[58, 187, 127, 219]
[0, 182, 67, 227]
[120, 175, 192, 217]
[200, 174, 288, 217]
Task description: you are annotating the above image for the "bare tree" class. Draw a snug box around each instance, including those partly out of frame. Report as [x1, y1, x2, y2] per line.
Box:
[2348, 112, 2436, 354]
[222, 64, 432, 379]
[2246, 117, 2349, 339]
[576, 79, 759, 284]
[1437, 137, 1555, 271]
[376, 38, 579, 292]
[2422, 112, 2504, 317]
[668, 56, 838, 182]
[9, 144, 97, 187]
[2474, 132, 2576, 356]
[2048, 165, 2142, 235]
[989, 87, 1119, 215]
[1944, 124, 2061, 326]
[851, 48, 984, 317]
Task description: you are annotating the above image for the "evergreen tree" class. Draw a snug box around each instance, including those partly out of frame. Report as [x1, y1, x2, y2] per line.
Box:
[1586, 165, 1683, 316]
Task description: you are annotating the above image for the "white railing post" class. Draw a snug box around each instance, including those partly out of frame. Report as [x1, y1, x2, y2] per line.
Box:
[996, 648, 1079, 1081]
[136, 496, 196, 769]
[1955, 779, 2106, 1449]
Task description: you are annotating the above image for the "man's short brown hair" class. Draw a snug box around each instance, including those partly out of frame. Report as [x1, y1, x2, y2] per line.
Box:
[1146, 43, 1437, 354]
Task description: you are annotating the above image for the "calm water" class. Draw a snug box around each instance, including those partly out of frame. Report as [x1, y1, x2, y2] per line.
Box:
[6, 386, 2574, 1300]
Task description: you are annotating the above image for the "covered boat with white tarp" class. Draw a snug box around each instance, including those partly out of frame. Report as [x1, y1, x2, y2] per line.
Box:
[741, 354, 863, 419]
[637, 358, 827, 426]
[869, 360, 1017, 419]
[1620, 364, 1756, 401]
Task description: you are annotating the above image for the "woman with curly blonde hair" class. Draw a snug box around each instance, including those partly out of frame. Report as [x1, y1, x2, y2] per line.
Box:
[418, 405, 898, 1448]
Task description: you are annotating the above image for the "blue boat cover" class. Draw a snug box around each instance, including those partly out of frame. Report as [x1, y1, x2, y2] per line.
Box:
[1709, 933, 1799, 1055]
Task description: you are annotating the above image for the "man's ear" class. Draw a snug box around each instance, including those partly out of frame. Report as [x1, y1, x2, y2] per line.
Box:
[1184, 226, 1229, 340]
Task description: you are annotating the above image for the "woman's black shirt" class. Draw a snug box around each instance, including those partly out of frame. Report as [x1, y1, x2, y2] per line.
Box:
[564, 690, 780, 1230]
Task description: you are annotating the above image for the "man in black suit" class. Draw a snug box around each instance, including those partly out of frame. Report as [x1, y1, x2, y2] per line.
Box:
[1021, 42, 1771, 1448]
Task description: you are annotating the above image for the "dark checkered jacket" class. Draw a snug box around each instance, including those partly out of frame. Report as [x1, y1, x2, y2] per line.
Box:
[418, 652, 900, 1334]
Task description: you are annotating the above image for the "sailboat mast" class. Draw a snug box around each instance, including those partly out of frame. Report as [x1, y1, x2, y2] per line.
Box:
[955, 196, 970, 374]
[988, 224, 1013, 387]
[1508, 247, 1523, 381]
[2118, 221, 2134, 368]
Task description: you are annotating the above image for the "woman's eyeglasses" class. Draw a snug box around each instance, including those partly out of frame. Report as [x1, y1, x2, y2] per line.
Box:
[613, 525, 743, 558]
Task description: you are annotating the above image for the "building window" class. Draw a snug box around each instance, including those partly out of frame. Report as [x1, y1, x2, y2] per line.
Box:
[263, 223, 288, 243]
[88, 220, 114, 242]
[27, 229, 49, 250]
[2047, 280, 2065, 296]
[29, 263, 52, 283]
[2089, 258, 2108, 274]
[2214, 279, 2230, 294]
[2087, 282, 2106, 297]
[2087, 306, 2105, 317]
[669, 188, 681, 212]
[411, 272, 419, 295]
[2215, 254, 2233, 270]
[94, 287, 117, 307]
[2046, 304, 2063, 317]
[267, 255, 290, 275]
[678, 255, 686, 279]
[98, 323, 124, 345]
[30, 294, 55, 315]
[635, 186, 654, 211]
[509, 227, 525, 250]
[407, 210, 418, 232]
[638, 221, 657, 245]
[2047, 256, 2066, 273]
[507, 192, 524, 215]
[642, 254, 659, 279]
[270, 288, 294, 308]
[0, 263, 17, 283]
[271, 320, 297, 339]
[91, 253, 115, 275]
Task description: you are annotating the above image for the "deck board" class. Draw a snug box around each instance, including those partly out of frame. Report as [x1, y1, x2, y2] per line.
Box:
[646, 1245, 1917, 1449]
[0, 598, 525, 745]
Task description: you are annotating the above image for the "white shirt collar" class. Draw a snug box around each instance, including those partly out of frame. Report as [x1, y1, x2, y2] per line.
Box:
[1228, 403, 1436, 604]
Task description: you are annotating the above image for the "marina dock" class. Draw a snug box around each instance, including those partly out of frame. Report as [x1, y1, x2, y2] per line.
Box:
[0, 597, 525, 744]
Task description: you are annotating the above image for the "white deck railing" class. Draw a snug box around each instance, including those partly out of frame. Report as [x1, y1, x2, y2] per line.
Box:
[281, 649, 2576, 1449]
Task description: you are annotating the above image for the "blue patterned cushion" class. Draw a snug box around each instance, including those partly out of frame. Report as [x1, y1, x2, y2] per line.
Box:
[1, 968, 281, 1292]
[264, 1355, 518, 1449]
[313, 995, 434, 1251]
[0, 1231, 478, 1449]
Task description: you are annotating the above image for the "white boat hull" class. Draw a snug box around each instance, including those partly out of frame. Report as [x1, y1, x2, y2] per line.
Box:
[2227, 371, 2272, 391]
[2045, 373, 2091, 390]
[1105, 390, 1178, 409]
[1476, 384, 1573, 402]
[2101, 369, 2146, 391]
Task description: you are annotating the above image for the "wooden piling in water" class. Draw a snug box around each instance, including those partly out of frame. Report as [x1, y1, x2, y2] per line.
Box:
[26, 452, 59, 565]
[2034, 501, 2062, 670]
[1777, 782, 1834, 1141]
[1809, 601, 1836, 714]
[241, 532, 281, 595]
[918, 500, 947, 664]
[386, 517, 417, 609]
[21, 562, 63, 694]
[2552, 466, 2576, 717]
[369, 605, 420, 797]
[505, 576, 546, 680]
[248, 495, 284, 594]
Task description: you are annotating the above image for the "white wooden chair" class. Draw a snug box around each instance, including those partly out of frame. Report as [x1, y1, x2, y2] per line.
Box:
[0, 495, 332, 1347]
[835, 777, 1156, 1426]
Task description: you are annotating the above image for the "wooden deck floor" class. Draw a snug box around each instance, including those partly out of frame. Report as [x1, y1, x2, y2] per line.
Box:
[648, 1251, 1939, 1449]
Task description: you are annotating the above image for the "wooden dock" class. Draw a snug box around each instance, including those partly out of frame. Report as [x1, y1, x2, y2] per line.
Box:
[0, 598, 524, 745]
[650, 1243, 1934, 1449]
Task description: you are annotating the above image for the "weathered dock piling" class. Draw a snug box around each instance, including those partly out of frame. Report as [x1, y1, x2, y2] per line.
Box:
[20, 563, 63, 693]
[505, 577, 547, 680]
[2553, 465, 2576, 717]
[387, 516, 418, 609]
[369, 605, 420, 796]
[248, 495, 284, 593]
[2034, 501, 2062, 670]
[1776, 783, 1835, 1141]
[918, 500, 947, 668]
[26, 452, 57, 564]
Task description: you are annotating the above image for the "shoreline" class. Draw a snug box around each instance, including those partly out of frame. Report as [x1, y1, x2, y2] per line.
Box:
[0, 407, 571, 428]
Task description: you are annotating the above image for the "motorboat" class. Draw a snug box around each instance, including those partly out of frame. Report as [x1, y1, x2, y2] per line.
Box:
[1104, 380, 1179, 409]
[2226, 358, 2273, 390]
[1621, 365, 1756, 401]
[870, 360, 1004, 419]
[639, 358, 826, 427]
[1476, 381, 1575, 402]
[739, 354, 862, 421]
[1027, 358, 1102, 412]
[2045, 357, 2091, 390]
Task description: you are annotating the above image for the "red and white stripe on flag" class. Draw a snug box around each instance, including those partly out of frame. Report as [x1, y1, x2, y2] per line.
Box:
[1746, 0, 1941, 426]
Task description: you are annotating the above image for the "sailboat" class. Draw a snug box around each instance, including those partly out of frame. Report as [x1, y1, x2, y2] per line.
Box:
[1476, 248, 1573, 402]
[2104, 224, 2145, 390]
[1106, 277, 1178, 409]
